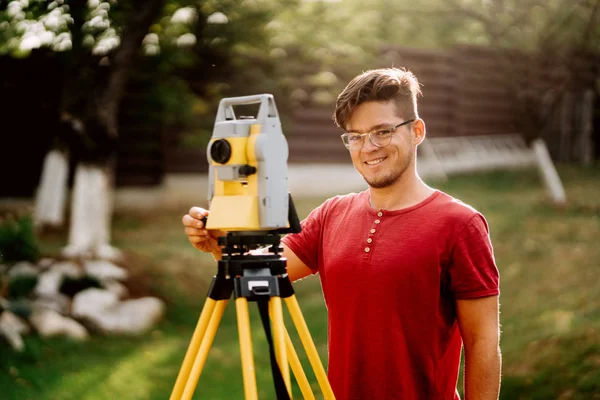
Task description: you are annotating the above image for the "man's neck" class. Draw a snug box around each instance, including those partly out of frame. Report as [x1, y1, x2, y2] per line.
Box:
[368, 172, 434, 211]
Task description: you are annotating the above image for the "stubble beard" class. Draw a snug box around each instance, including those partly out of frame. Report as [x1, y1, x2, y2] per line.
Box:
[362, 147, 414, 189]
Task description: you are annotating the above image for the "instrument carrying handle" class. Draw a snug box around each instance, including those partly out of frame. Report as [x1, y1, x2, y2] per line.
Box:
[215, 94, 278, 123]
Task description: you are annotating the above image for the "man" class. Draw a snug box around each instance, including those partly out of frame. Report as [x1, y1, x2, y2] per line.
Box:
[182, 68, 501, 399]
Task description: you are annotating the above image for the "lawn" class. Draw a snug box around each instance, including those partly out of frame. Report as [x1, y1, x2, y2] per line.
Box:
[1, 165, 599, 399]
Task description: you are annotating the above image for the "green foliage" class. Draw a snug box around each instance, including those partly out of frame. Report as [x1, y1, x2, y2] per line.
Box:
[0, 214, 40, 264]
[7, 275, 38, 299]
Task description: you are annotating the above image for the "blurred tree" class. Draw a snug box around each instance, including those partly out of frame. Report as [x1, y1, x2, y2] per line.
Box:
[0, 0, 299, 259]
[1, 0, 167, 259]
[396, 0, 600, 145]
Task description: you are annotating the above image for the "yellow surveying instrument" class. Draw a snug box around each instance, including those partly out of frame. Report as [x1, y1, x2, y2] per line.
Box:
[169, 94, 335, 400]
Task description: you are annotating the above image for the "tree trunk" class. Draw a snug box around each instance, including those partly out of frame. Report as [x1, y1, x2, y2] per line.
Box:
[34, 149, 69, 228]
[62, 163, 121, 261]
[60, 0, 164, 260]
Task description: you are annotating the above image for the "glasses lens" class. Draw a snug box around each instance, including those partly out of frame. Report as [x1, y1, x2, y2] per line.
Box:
[370, 130, 392, 147]
[342, 133, 362, 150]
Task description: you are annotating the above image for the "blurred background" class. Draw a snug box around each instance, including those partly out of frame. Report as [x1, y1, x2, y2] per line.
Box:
[0, 0, 599, 399]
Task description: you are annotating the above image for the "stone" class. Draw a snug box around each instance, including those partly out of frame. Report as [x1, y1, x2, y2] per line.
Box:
[84, 260, 128, 282]
[29, 308, 89, 341]
[0, 321, 25, 351]
[72, 288, 119, 320]
[7, 262, 39, 278]
[95, 245, 124, 263]
[0, 311, 30, 335]
[51, 261, 82, 279]
[32, 294, 71, 315]
[34, 270, 64, 297]
[71, 288, 165, 336]
[38, 258, 56, 271]
[90, 297, 166, 336]
[102, 280, 129, 299]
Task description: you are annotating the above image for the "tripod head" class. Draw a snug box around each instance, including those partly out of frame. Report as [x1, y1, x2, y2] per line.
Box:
[205, 94, 301, 235]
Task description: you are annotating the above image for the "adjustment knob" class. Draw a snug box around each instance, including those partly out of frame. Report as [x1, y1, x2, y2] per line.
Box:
[239, 164, 257, 176]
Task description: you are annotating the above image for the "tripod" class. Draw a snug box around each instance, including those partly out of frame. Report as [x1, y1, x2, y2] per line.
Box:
[169, 232, 335, 400]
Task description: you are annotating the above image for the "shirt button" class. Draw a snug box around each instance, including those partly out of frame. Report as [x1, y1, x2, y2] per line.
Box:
[367, 238, 373, 243]
[364, 247, 370, 253]
[377, 211, 383, 217]
[374, 219, 381, 224]
[370, 228, 376, 233]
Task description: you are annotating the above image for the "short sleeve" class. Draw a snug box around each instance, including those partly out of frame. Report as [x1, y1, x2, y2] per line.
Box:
[281, 200, 330, 274]
[448, 214, 500, 299]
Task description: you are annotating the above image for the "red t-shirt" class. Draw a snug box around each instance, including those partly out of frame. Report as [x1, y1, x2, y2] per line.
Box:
[282, 190, 499, 400]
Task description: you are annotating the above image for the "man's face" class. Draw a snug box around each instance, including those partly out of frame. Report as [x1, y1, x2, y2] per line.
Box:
[345, 101, 416, 189]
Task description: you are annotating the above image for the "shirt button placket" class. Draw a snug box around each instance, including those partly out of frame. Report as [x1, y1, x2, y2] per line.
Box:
[365, 211, 383, 256]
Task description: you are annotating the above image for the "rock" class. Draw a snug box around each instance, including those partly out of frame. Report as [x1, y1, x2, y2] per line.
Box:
[29, 308, 89, 341]
[1, 311, 30, 335]
[32, 294, 71, 315]
[72, 288, 119, 320]
[102, 280, 129, 299]
[90, 297, 166, 336]
[51, 261, 82, 279]
[0, 321, 25, 352]
[36, 261, 89, 298]
[62, 244, 93, 260]
[72, 288, 165, 335]
[84, 260, 128, 282]
[34, 270, 63, 297]
[38, 258, 55, 271]
[95, 245, 124, 263]
[7, 262, 39, 278]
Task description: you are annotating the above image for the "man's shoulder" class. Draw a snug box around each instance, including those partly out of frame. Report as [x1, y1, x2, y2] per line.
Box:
[430, 190, 484, 221]
[322, 190, 367, 210]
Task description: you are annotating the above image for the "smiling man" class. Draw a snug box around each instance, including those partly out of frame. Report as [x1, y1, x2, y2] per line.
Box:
[182, 68, 502, 399]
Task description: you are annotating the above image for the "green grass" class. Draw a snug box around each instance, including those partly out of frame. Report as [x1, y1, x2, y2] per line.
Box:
[1, 164, 599, 399]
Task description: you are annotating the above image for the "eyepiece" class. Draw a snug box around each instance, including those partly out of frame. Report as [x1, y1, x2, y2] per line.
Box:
[210, 139, 232, 164]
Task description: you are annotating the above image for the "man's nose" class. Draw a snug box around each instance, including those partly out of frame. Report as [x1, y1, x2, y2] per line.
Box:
[362, 134, 379, 152]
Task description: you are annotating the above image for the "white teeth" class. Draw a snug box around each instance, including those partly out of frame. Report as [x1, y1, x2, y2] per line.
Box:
[366, 158, 384, 165]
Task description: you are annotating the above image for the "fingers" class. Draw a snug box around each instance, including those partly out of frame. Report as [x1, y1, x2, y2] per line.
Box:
[188, 206, 208, 220]
[185, 226, 207, 236]
[182, 214, 205, 229]
[182, 207, 221, 255]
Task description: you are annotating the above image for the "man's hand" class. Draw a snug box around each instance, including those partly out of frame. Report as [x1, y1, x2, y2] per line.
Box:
[182, 207, 226, 259]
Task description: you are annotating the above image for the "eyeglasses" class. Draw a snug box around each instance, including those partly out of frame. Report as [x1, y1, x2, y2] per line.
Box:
[340, 119, 415, 151]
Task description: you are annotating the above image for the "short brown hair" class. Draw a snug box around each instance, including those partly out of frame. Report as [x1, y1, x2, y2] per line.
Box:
[333, 68, 422, 130]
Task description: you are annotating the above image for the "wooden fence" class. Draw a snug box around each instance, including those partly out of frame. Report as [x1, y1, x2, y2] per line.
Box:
[2, 44, 596, 196]
[286, 45, 598, 164]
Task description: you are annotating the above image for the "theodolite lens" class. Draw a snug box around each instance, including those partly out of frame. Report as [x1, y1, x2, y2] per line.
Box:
[210, 139, 232, 164]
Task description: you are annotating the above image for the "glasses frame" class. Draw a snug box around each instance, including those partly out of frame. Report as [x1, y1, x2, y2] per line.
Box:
[340, 119, 416, 150]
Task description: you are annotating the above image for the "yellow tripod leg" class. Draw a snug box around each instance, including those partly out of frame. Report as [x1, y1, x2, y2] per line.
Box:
[181, 299, 229, 400]
[285, 295, 336, 400]
[236, 297, 258, 400]
[270, 297, 292, 398]
[170, 298, 217, 400]
[283, 325, 316, 400]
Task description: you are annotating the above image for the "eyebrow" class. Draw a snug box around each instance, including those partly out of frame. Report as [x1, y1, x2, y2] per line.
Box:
[346, 122, 395, 134]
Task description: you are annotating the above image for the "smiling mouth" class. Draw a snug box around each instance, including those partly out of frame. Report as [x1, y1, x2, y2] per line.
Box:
[364, 157, 386, 166]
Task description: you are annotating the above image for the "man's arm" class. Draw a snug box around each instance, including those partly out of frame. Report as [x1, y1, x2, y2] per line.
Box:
[456, 295, 501, 400]
[282, 244, 313, 282]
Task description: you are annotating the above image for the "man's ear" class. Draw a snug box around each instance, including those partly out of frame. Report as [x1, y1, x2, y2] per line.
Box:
[412, 118, 426, 146]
